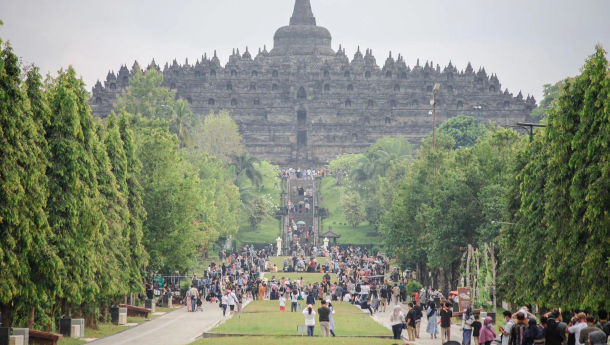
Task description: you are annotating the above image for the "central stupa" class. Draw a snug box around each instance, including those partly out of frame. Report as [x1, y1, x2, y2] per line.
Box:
[270, 0, 334, 56]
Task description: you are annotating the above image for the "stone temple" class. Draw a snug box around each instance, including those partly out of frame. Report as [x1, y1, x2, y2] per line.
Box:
[90, 0, 536, 165]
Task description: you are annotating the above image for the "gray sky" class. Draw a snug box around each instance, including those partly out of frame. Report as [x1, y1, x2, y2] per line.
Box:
[1, 0, 609, 101]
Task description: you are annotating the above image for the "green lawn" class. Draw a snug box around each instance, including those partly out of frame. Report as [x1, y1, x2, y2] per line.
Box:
[262, 272, 336, 285]
[57, 322, 132, 345]
[318, 177, 377, 245]
[236, 161, 282, 245]
[209, 300, 389, 337]
[268, 256, 331, 268]
[190, 337, 400, 345]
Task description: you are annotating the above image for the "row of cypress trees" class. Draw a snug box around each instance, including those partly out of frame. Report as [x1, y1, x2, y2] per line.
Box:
[1, 39, 147, 329]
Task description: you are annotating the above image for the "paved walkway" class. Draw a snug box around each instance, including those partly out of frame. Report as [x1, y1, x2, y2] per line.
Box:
[88, 303, 224, 345]
[372, 303, 464, 345]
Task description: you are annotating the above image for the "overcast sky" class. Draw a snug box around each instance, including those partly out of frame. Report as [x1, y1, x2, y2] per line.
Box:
[1, 0, 609, 101]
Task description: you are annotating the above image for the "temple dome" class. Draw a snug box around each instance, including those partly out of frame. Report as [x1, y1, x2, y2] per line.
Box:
[270, 0, 334, 56]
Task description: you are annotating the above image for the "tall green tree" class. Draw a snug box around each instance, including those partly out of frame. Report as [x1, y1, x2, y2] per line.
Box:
[138, 127, 203, 273]
[502, 46, 609, 310]
[438, 115, 487, 148]
[118, 113, 148, 280]
[191, 110, 244, 163]
[46, 67, 104, 316]
[341, 191, 365, 228]
[0, 42, 60, 328]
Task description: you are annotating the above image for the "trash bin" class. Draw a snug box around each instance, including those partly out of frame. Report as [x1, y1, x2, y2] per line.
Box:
[60, 318, 82, 338]
[118, 308, 128, 325]
[0, 327, 9, 345]
[11, 328, 28, 345]
[110, 306, 120, 325]
[487, 312, 496, 324]
[145, 299, 156, 313]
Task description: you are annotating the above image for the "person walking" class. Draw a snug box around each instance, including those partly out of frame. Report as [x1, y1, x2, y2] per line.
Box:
[426, 301, 439, 339]
[327, 300, 336, 337]
[220, 291, 229, 317]
[440, 302, 453, 343]
[188, 285, 199, 313]
[390, 305, 406, 340]
[463, 307, 475, 345]
[279, 293, 287, 311]
[318, 300, 332, 337]
[303, 304, 316, 337]
[406, 303, 417, 341]
[415, 300, 423, 338]
[291, 289, 299, 312]
[479, 316, 497, 345]
[227, 289, 238, 316]
[472, 314, 482, 345]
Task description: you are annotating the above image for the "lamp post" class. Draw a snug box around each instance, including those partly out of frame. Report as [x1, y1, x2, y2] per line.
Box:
[430, 83, 441, 150]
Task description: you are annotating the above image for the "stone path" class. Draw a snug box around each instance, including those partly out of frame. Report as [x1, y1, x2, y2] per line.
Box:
[88, 303, 224, 345]
[372, 303, 464, 345]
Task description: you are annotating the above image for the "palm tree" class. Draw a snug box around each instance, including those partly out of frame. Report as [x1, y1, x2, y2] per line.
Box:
[172, 99, 193, 147]
[231, 152, 263, 188]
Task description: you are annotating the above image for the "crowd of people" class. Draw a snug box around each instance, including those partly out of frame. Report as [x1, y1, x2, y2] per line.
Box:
[162, 241, 610, 345]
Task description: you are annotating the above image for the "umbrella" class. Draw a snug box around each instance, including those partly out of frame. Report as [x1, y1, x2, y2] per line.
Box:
[296, 221, 306, 225]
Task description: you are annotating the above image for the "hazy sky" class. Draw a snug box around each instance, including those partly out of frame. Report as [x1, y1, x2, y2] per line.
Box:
[1, 0, 609, 101]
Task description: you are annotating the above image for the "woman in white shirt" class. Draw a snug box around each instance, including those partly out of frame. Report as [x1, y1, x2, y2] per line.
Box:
[303, 304, 316, 337]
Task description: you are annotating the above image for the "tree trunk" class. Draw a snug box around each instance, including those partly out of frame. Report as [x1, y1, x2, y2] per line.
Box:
[28, 306, 35, 329]
[474, 248, 480, 306]
[483, 243, 490, 306]
[489, 243, 497, 313]
[466, 244, 472, 288]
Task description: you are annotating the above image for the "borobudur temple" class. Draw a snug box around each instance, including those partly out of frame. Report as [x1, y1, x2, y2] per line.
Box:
[90, 0, 536, 165]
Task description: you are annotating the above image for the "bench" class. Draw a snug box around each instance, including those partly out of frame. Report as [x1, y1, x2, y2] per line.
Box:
[118, 304, 152, 318]
[29, 330, 63, 345]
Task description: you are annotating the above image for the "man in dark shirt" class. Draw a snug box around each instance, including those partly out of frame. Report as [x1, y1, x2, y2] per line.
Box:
[406, 303, 417, 341]
[318, 300, 332, 337]
[414, 301, 423, 338]
[440, 302, 453, 343]
[380, 286, 388, 312]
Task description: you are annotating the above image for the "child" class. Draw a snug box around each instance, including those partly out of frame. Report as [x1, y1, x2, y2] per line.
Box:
[279, 294, 286, 311]
[472, 314, 482, 345]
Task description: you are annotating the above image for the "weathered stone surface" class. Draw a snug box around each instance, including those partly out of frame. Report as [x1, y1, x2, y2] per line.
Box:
[90, 0, 535, 166]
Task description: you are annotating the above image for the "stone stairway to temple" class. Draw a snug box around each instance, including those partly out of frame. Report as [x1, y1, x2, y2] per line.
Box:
[282, 175, 319, 254]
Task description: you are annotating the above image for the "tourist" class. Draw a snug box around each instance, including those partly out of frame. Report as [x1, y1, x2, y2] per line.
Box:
[463, 307, 475, 345]
[440, 302, 453, 343]
[427, 301, 439, 339]
[569, 313, 589, 345]
[472, 313, 482, 345]
[390, 305, 406, 340]
[327, 300, 336, 337]
[595, 310, 609, 335]
[406, 303, 417, 341]
[392, 284, 401, 305]
[303, 304, 316, 337]
[544, 309, 567, 345]
[291, 289, 299, 312]
[220, 291, 228, 317]
[479, 316, 497, 345]
[580, 316, 602, 345]
[361, 297, 374, 316]
[279, 293, 286, 312]
[227, 289, 238, 316]
[415, 300, 423, 338]
[510, 313, 529, 345]
[523, 318, 544, 345]
[380, 285, 388, 312]
[500, 310, 515, 345]
[188, 285, 199, 313]
[318, 300, 332, 337]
